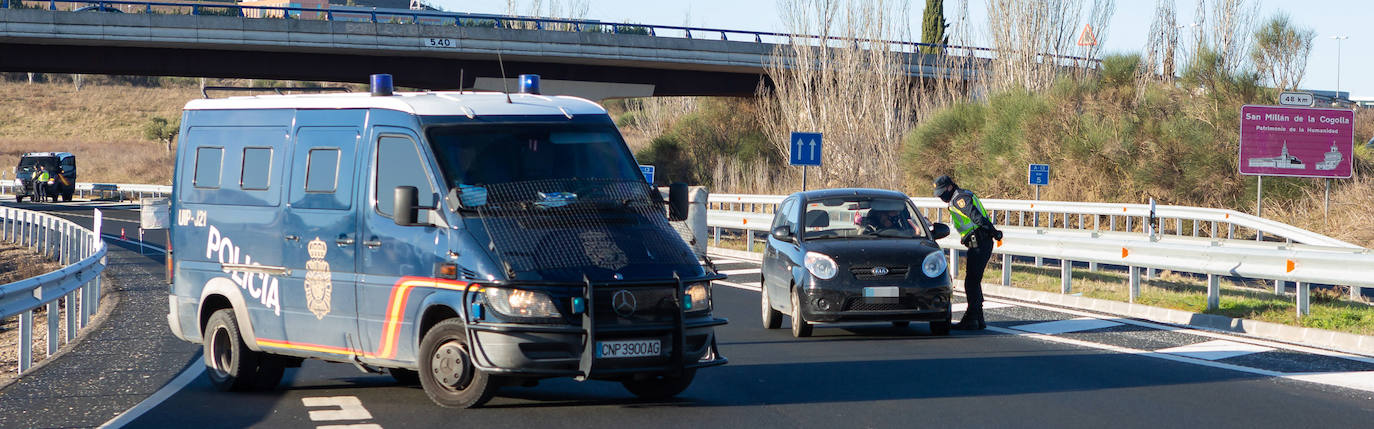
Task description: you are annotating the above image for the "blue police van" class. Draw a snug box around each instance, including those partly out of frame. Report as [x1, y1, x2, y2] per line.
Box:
[165, 75, 727, 408]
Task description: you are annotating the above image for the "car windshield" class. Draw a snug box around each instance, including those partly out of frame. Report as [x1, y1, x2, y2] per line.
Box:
[801, 197, 927, 240]
[428, 122, 642, 188]
[17, 157, 57, 171]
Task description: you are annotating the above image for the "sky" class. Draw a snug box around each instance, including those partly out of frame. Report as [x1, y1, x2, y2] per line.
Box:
[431, 0, 1373, 99]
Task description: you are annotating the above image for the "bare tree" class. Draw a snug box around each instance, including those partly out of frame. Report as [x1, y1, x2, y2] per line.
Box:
[979, 0, 1115, 95]
[1141, 0, 1179, 85]
[1251, 12, 1315, 91]
[1195, 0, 1259, 74]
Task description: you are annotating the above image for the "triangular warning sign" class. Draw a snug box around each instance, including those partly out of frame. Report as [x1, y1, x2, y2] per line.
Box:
[1077, 24, 1097, 46]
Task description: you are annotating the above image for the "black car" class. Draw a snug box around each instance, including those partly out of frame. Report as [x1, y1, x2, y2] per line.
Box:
[13, 152, 77, 202]
[761, 188, 953, 337]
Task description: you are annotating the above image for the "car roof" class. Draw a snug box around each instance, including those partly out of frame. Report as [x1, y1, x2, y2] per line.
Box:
[183, 91, 608, 117]
[789, 188, 911, 202]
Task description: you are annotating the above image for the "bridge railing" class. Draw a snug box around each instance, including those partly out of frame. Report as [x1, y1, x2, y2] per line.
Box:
[705, 194, 1372, 317]
[0, 0, 1098, 64]
[1, 206, 107, 374]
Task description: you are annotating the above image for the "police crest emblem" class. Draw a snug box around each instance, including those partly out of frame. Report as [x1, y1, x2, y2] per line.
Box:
[304, 237, 333, 320]
[580, 230, 628, 271]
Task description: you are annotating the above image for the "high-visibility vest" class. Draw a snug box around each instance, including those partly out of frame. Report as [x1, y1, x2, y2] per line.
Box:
[37, 171, 50, 182]
[949, 191, 990, 237]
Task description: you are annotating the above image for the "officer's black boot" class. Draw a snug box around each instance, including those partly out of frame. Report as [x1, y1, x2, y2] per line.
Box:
[952, 307, 984, 330]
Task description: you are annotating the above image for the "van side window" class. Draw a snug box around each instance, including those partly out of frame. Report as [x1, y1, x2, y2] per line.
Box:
[305, 149, 340, 192]
[375, 136, 435, 220]
[194, 147, 223, 189]
[240, 147, 273, 190]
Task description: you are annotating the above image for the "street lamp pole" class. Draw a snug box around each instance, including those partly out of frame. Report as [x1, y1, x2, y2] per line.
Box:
[1331, 35, 1348, 95]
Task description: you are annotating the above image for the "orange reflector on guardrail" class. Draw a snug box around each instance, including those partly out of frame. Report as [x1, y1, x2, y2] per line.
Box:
[1286, 259, 1296, 273]
[742, 218, 748, 225]
[1121, 248, 1129, 258]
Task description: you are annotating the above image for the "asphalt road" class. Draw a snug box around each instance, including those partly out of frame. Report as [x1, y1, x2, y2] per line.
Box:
[9, 201, 1374, 428]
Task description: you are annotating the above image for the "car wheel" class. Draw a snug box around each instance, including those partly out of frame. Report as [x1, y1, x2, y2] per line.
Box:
[15, 195, 22, 203]
[62, 191, 73, 202]
[930, 310, 952, 336]
[761, 282, 782, 329]
[204, 309, 274, 391]
[621, 369, 697, 400]
[418, 319, 499, 408]
[790, 289, 812, 338]
[390, 368, 420, 385]
[892, 321, 911, 329]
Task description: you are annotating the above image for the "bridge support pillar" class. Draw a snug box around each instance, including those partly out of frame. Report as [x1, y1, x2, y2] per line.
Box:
[1206, 274, 1220, 311]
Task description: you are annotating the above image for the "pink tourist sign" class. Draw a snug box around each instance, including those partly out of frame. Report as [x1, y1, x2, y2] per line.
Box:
[1239, 105, 1354, 178]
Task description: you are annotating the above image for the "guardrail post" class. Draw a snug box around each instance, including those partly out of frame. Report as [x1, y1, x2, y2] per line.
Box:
[67, 290, 78, 337]
[47, 299, 60, 357]
[1274, 280, 1284, 295]
[1211, 222, 1218, 239]
[712, 227, 720, 246]
[1128, 266, 1140, 303]
[949, 248, 960, 277]
[1088, 261, 1097, 272]
[1001, 254, 1011, 286]
[1296, 282, 1310, 316]
[1061, 260, 1072, 294]
[745, 230, 754, 252]
[19, 310, 33, 373]
[1125, 216, 1133, 233]
[1353, 285, 1362, 302]
[1206, 274, 1220, 310]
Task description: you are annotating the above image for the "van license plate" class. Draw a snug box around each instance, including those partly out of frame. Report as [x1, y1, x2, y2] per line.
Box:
[597, 339, 661, 358]
[864, 287, 899, 298]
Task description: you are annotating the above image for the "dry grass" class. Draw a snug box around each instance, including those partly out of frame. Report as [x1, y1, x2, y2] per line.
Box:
[0, 81, 195, 185]
[1264, 175, 1374, 248]
[0, 241, 67, 381]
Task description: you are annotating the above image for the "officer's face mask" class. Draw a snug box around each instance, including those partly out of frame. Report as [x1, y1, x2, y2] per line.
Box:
[937, 186, 955, 203]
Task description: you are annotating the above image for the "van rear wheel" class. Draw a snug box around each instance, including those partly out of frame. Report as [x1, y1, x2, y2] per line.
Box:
[418, 319, 499, 408]
[621, 369, 697, 400]
[204, 309, 279, 391]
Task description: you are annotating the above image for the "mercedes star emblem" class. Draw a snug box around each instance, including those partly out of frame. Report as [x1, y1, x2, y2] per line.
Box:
[872, 266, 890, 276]
[612, 290, 637, 317]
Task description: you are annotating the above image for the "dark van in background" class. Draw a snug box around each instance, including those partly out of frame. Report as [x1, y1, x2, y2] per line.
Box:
[13, 152, 77, 202]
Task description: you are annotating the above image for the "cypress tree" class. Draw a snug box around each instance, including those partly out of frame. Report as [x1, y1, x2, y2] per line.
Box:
[920, 0, 948, 55]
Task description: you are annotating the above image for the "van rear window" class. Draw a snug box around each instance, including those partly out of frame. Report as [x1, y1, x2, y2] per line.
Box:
[194, 147, 223, 189]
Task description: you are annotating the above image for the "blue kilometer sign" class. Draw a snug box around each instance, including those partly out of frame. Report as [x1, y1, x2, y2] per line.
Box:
[639, 165, 655, 184]
[1028, 164, 1050, 185]
[789, 132, 822, 166]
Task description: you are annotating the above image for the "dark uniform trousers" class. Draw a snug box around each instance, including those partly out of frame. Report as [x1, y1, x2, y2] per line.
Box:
[963, 230, 995, 314]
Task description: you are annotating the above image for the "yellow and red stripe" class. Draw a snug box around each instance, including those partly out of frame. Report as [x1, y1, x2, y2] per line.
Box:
[256, 276, 474, 360]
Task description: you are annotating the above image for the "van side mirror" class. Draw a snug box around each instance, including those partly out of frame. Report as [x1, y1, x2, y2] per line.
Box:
[394, 186, 420, 226]
[668, 182, 689, 222]
[771, 225, 794, 242]
[930, 223, 951, 240]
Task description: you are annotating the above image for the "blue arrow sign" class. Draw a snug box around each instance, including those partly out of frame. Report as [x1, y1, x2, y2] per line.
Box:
[789, 132, 823, 166]
[1028, 164, 1050, 186]
[639, 165, 655, 184]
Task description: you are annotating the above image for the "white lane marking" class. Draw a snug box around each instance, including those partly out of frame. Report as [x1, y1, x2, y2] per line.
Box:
[952, 301, 1013, 313]
[1286, 371, 1374, 391]
[1011, 317, 1124, 335]
[317, 425, 384, 429]
[715, 280, 761, 292]
[1156, 340, 1275, 361]
[720, 268, 762, 276]
[302, 396, 374, 421]
[97, 362, 206, 428]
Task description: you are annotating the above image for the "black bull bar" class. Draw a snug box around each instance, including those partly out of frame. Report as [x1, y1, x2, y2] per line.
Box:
[460, 272, 729, 379]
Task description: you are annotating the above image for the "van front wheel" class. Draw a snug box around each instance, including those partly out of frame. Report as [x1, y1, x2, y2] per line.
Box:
[418, 319, 498, 408]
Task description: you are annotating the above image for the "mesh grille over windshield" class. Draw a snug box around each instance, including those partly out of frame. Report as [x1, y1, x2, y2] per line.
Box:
[471, 179, 699, 278]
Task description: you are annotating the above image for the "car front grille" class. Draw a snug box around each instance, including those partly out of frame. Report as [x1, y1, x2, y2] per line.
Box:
[849, 265, 911, 281]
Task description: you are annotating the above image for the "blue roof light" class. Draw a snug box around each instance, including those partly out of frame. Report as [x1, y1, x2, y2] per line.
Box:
[519, 74, 541, 95]
[370, 74, 393, 96]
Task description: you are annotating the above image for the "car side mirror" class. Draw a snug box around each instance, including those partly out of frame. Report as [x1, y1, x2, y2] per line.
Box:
[930, 223, 951, 240]
[771, 225, 794, 242]
[667, 182, 689, 222]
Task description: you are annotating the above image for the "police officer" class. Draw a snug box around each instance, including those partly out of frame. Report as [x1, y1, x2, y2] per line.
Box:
[934, 175, 1002, 330]
[35, 165, 50, 202]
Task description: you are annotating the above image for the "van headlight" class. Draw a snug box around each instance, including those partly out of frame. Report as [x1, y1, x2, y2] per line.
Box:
[804, 252, 838, 280]
[685, 282, 711, 312]
[922, 251, 947, 278]
[484, 288, 562, 319]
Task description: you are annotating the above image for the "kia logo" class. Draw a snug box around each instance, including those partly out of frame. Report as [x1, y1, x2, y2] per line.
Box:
[872, 266, 890, 276]
[612, 290, 637, 317]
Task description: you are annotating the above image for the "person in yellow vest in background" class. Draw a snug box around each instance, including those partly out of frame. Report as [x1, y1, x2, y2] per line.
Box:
[35, 165, 51, 202]
[934, 175, 1003, 330]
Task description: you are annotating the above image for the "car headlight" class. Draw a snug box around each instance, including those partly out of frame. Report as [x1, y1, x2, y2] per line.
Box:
[686, 282, 712, 312]
[484, 288, 562, 319]
[804, 252, 838, 280]
[922, 251, 947, 278]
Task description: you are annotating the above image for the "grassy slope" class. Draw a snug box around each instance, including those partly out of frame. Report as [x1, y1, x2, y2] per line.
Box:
[0, 81, 197, 185]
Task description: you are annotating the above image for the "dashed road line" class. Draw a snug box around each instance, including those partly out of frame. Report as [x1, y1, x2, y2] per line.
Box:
[1156, 340, 1276, 361]
[715, 280, 761, 292]
[719, 268, 762, 276]
[1010, 317, 1125, 335]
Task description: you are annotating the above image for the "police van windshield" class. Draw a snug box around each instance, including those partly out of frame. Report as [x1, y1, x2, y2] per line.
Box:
[428, 123, 642, 188]
[17, 156, 57, 171]
[802, 197, 928, 240]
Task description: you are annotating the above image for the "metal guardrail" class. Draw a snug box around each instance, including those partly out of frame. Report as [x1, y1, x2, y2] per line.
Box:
[706, 194, 1372, 317]
[0, 181, 172, 201]
[1, 206, 107, 374]
[0, 0, 1099, 64]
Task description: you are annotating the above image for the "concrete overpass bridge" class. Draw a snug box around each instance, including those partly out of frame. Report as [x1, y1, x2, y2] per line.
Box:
[0, 2, 988, 99]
